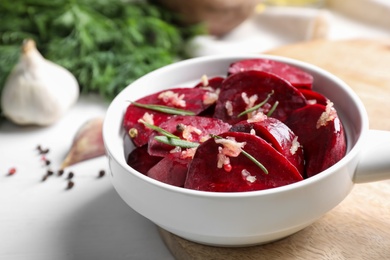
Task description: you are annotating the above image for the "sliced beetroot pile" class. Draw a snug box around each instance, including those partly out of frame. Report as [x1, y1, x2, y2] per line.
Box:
[123, 87, 216, 147]
[213, 70, 307, 124]
[230, 116, 304, 176]
[285, 103, 346, 177]
[184, 132, 303, 192]
[228, 58, 313, 89]
[123, 58, 347, 192]
[148, 115, 231, 157]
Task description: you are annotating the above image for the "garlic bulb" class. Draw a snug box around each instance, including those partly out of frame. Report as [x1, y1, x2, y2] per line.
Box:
[1, 39, 79, 126]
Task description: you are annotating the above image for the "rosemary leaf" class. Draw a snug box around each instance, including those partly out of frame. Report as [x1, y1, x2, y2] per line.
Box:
[240, 149, 268, 175]
[266, 101, 279, 117]
[131, 101, 196, 116]
[154, 136, 200, 148]
[238, 90, 274, 117]
[139, 119, 180, 139]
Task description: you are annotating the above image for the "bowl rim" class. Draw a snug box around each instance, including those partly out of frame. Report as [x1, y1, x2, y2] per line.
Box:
[103, 54, 369, 198]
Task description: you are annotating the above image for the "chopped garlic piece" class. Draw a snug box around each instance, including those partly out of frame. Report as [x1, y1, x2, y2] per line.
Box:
[215, 136, 246, 157]
[217, 147, 231, 169]
[201, 74, 209, 87]
[170, 146, 182, 153]
[200, 135, 211, 143]
[241, 169, 257, 183]
[181, 148, 197, 159]
[241, 92, 258, 111]
[182, 125, 203, 142]
[158, 90, 186, 108]
[225, 101, 233, 116]
[241, 92, 259, 119]
[250, 129, 256, 135]
[138, 112, 154, 125]
[290, 136, 300, 155]
[247, 111, 267, 123]
[203, 90, 219, 105]
[316, 100, 337, 129]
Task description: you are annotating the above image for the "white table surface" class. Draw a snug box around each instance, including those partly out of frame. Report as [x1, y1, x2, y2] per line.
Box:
[1, 8, 389, 260]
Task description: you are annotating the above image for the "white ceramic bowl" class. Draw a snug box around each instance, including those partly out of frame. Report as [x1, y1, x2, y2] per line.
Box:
[103, 54, 390, 246]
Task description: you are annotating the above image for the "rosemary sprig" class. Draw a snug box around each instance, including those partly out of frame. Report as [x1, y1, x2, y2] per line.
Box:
[238, 90, 274, 117]
[131, 101, 196, 116]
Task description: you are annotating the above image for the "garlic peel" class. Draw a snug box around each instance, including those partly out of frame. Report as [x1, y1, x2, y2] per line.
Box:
[61, 117, 106, 169]
[1, 39, 79, 126]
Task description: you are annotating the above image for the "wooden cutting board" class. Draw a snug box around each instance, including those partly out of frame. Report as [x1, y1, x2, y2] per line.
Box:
[159, 39, 390, 259]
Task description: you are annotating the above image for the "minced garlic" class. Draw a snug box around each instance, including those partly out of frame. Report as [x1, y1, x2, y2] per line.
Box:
[138, 112, 154, 126]
[316, 100, 337, 129]
[225, 101, 233, 116]
[290, 136, 300, 155]
[158, 90, 186, 108]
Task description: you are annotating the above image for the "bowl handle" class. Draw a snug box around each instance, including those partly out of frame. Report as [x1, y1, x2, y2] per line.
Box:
[354, 129, 390, 183]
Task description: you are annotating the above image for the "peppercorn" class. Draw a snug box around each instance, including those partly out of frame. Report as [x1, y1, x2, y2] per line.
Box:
[67, 172, 74, 180]
[98, 170, 105, 178]
[57, 169, 64, 176]
[66, 180, 75, 190]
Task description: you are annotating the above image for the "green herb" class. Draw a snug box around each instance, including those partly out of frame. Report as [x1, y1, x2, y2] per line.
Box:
[131, 101, 196, 115]
[238, 90, 274, 117]
[139, 119, 198, 148]
[139, 119, 180, 139]
[154, 136, 200, 148]
[0, 0, 205, 118]
[240, 149, 268, 174]
[266, 101, 279, 117]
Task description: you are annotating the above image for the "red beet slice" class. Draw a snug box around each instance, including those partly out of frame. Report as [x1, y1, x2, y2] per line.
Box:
[148, 115, 231, 157]
[228, 58, 313, 89]
[123, 87, 215, 147]
[147, 153, 190, 187]
[300, 89, 328, 106]
[213, 70, 307, 124]
[230, 116, 305, 176]
[127, 145, 162, 175]
[184, 132, 303, 192]
[285, 103, 347, 177]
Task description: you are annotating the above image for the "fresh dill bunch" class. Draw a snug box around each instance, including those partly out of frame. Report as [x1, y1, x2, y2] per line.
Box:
[0, 0, 205, 118]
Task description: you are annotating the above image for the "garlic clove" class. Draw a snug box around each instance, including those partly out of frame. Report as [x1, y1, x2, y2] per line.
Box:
[61, 117, 106, 169]
[1, 39, 79, 126]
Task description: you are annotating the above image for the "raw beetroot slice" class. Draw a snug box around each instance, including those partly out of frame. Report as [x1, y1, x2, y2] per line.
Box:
[127, 145, 162, 175]
[300, 89, 328, 106]
[230, 115, 305, 176]
[285, 103, 347, 177]
[228, 58, 313, 89]
[148, 115, 231, 157]
[147, 153, 190, 187]
[193, 76, 225, 90]
[123, 87, 215, 147]
[213, 70, 307, 124]
[184, 132, 303, 192]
